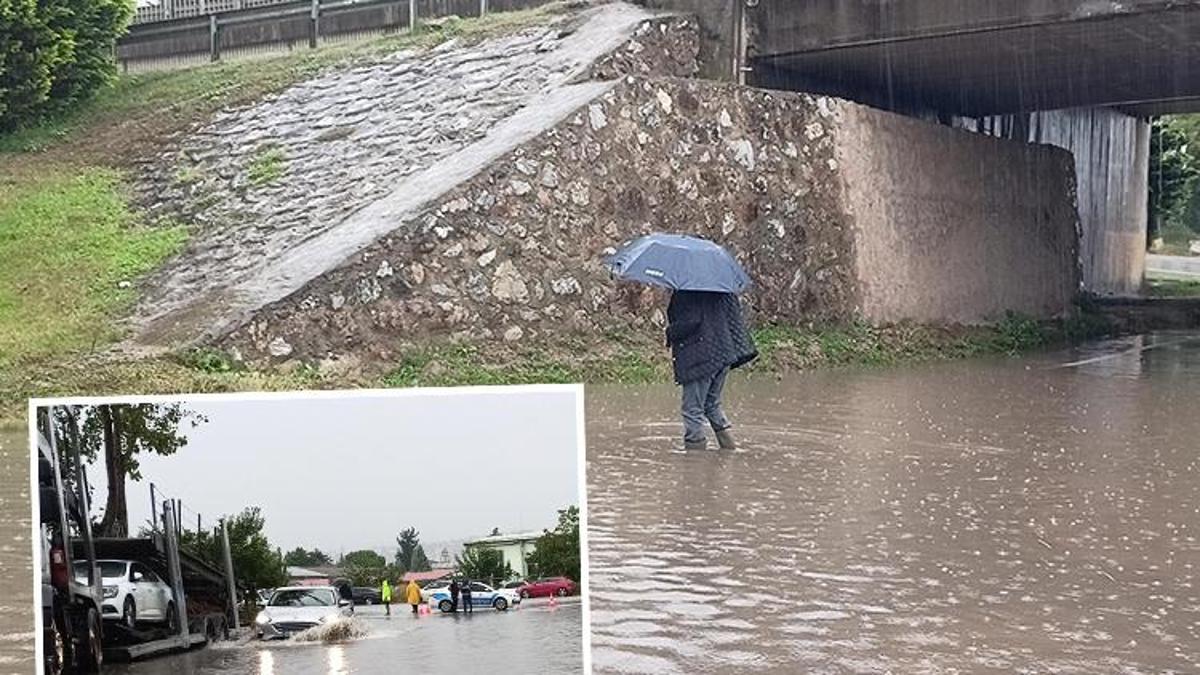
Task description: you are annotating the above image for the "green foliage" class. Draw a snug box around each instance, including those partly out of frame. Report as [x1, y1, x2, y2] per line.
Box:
[394, 527, 431, 574]
[1150, 116, 1200, 239]
[0, 0, 133, 132]
[180, 507, 288, 592]
[48, 403, 205, 536]
[179, 348, 237, 374]
[0, 169, 186, 368]
[283, 547, 332, 567]
[524, 505, 580, 584]
[990, 311, 1049, 355]
[1146, 276, 1200, 297]
[247, 146, 285, 186]
[455, 547, 513, 587]
[340, 549, 387, 586]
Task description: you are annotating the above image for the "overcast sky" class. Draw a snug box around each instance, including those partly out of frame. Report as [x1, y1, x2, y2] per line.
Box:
[83, 388, 581, 560]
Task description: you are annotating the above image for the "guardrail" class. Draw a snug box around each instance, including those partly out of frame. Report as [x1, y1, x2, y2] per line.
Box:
[119, 0, 549, 70]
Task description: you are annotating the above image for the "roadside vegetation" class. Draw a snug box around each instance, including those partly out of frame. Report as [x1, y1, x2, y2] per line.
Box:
[1146, 276, 1200, 297]
[0, 3, 572, 414]
[0, 312, 1117, 427]
[0, 169, 185, 368]
[1149, 115, 1200, 254]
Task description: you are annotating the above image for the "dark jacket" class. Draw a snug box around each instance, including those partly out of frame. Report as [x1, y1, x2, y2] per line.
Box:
[665, 291, 757, 385]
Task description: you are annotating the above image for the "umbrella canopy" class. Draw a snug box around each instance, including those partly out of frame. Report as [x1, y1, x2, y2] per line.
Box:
[604, 233, 751, 294]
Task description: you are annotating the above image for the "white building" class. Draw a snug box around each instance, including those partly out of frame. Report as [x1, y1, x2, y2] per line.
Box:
[461, 531, 543, 580]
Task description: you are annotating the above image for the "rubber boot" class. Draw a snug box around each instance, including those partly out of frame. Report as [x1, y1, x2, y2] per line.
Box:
[714, 427, 737, 450]
[683, 438, 707, 451]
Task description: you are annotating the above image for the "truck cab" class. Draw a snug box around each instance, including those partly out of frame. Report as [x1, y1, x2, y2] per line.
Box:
[38, 411, 104, 674]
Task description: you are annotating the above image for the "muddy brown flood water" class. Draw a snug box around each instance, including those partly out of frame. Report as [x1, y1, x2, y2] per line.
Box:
[586, 334, 1200, 674]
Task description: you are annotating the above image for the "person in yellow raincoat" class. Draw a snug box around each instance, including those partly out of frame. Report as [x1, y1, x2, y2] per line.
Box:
[380, 578, 393, 616]
[406, 579, 422, 614]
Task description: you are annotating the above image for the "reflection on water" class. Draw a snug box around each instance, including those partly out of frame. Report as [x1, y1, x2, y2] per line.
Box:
[587, 333, 1200, 673]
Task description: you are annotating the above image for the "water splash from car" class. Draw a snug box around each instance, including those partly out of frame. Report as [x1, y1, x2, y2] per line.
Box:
[290, 617, 369, 643]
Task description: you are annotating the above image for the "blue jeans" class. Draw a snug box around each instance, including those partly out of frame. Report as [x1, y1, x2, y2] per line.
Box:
[681, 367, 731, 444]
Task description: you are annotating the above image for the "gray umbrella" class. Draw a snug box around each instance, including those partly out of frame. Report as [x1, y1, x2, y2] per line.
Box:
[604, 233, 751, 293]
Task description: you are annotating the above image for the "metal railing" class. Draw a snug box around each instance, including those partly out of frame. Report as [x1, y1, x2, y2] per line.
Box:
[134, 0, 298, 25]
[120, 0, 547, 71]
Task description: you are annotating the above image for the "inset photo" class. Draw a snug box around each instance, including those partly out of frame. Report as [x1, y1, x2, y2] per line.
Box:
[31, 385, 585, 674]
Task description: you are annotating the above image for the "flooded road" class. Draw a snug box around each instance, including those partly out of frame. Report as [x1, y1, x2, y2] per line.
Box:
[587, 333, 1200, 674]
[103, 600, 582, 674]
[0, 427, 33, 675]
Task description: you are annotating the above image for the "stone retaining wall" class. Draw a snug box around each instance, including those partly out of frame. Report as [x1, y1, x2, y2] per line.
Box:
[219, 78, 1082, 365]
[219, 76, 862, 364]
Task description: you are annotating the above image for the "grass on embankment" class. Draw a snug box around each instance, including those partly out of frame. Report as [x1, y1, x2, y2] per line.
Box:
[1146, 275, 1200, 297]
[0, 3, 572, 406]
[0, 169, 185, 368]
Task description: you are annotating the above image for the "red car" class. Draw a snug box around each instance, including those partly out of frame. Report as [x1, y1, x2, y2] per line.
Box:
[518, 577, 576, 598]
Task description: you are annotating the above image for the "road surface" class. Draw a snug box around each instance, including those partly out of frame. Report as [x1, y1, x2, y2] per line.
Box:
[1146, 253, 1200, 278]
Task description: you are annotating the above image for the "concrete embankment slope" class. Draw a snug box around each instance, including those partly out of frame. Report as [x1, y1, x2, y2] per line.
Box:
[127, 2, 1080, 367]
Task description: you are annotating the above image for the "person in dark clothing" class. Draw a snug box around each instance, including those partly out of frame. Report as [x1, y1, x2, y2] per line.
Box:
[448, 580, 460, 613]
[665, 291, 757, 450]
[460, 579, 473, 614]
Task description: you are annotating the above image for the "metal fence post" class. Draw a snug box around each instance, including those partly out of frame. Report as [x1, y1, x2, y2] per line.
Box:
[221, 521, 240, 630]
[479, 0, 486, 17]
[409, 0, 416, 32]
[210, 14, 220, 62]
[309, 0, 320, 49]
[163, 501, 190, 643]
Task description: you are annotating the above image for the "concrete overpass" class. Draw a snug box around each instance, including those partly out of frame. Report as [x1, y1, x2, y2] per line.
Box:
[746, 0, 1200, 118]
[647, 0, 1200, 297]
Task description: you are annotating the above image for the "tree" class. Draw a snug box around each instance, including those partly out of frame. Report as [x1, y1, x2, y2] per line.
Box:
[49, 403, 205, 537]
[455, 547, 513, 587]
[1, 0, 134, 131]
[394, 527, 431, 574]
[283, 547, 332, 567]
[1149, 116, 1200, 242]
[340, 549, 387, 586]
[179, 507, 287, 592]
[525, 505, 580, 582]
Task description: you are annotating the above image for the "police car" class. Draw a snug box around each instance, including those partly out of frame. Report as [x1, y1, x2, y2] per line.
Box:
[428, 581, 522, 612]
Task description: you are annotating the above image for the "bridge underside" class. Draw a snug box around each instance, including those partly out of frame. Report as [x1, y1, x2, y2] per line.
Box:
[750, 4, 1200, 117]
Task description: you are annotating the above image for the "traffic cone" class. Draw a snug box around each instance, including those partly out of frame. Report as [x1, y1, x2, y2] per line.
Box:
[548, 595, 558, 610]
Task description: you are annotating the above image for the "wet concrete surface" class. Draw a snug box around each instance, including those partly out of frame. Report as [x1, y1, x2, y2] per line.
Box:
[587, 333, 1200, 674]
[100, 600, 582, 674]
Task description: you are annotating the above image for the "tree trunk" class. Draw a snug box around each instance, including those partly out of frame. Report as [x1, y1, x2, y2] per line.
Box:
[97, 407, 129, 538]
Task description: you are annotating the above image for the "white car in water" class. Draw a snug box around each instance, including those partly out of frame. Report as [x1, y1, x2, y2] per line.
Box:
[428, 582, 522, 612]
[254, 586, 353, 639]
[73, 559, 176, 630]
[419, 579, 451, 603]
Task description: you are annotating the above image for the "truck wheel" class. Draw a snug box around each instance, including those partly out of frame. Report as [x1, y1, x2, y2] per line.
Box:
[75, 608, 102, 673]
[165, 602, 178, 634]
[122, 597, 137, 629]
[43, 606, 66, 675]
[493, 597, 508, 611]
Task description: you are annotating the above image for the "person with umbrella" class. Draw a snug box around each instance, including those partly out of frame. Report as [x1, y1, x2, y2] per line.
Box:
[605, 234, 757, 450]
